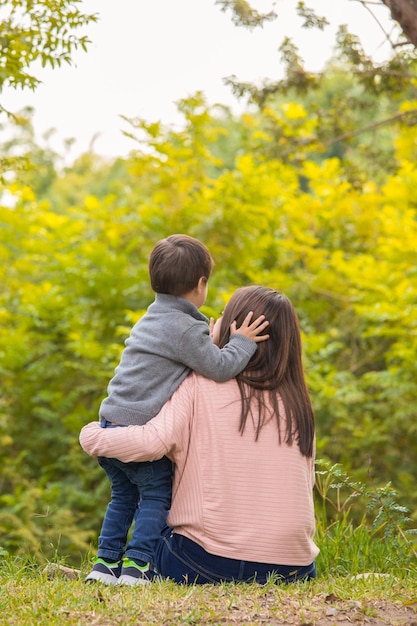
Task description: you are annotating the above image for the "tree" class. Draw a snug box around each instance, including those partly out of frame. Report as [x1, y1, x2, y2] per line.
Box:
[382, 0, 417, 47]
[0, 1, 96, 182]
[0, 0, 97, 108]
[218, 1, 417, 163]
[218, 0, 417, 47]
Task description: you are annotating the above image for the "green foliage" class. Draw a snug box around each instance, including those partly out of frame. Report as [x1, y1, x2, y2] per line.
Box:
[215, 0, 276, 29]
[0, 107, 59, 192]
[0, 0, 97, 96]
[296, 2, 329, 30]
[314, 461, 417, 575]
[224, 0, 417, 188]
[228, 63, 417, 185]
[0, 0, 96, 184]
[1, 82, 417, 562]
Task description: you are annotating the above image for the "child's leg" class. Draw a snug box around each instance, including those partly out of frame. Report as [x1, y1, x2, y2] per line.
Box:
[96, 457, 140, 562]
[123, 456, 172, 567]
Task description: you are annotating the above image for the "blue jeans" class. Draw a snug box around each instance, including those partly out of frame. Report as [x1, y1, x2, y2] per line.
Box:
[154, 529, 317, 584]
[97, 421, 172, 565]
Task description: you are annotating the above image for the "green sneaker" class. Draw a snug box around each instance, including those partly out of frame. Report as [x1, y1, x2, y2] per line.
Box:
[85, 557, 122, 585]
[117, 558, 157, 586]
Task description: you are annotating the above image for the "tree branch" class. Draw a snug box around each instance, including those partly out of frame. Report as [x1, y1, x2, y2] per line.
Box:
[323, 108, 417, 147]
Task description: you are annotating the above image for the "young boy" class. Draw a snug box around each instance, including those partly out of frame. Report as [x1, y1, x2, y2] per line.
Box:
[85, 234, 269, 586]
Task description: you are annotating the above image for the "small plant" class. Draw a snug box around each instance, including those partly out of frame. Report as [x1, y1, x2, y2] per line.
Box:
[314, 459, 417, 576]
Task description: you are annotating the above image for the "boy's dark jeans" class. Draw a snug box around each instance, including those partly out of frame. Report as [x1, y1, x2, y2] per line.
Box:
[97, 420, 172, 566]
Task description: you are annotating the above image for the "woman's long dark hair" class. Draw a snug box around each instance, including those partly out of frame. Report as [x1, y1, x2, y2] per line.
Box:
[217, 286, 315, 457]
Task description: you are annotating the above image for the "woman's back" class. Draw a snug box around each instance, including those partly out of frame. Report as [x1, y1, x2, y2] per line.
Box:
[166, 372, 318, 566]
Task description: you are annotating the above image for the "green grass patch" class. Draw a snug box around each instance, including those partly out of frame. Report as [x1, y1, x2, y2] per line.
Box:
[1, 461, 416, 624]
[0, 562, 416, 625]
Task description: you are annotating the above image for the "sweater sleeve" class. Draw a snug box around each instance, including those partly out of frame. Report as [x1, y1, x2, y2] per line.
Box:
[177, 323, 257, 382]
[79, 422, 167, 462]
[80, 376, 195, 462]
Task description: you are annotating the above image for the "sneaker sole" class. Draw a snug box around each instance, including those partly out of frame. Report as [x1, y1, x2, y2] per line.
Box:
[85, 571, 119, 585]
[117, 574, 151, 586]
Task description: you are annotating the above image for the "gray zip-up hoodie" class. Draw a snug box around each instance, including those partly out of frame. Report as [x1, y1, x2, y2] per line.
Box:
[100, 293, 257, 425]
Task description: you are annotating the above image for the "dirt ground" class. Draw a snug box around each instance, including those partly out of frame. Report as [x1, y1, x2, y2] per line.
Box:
[203, 589, 417, 625]
[78, 597, 417, 625]
[291, 596, 417, 626]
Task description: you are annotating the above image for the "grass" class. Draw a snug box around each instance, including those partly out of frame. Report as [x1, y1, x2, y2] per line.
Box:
[1, 561, 416, 625]
[2, 462, 417, 624]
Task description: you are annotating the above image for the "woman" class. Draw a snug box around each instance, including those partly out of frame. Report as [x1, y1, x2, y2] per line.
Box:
[80, 285, 318, 584]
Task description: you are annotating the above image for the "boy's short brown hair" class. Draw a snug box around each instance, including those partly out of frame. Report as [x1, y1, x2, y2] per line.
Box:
[149, 234, 214, 296]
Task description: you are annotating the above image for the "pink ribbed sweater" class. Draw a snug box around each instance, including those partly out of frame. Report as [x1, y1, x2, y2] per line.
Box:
[80, 373, 319, 566]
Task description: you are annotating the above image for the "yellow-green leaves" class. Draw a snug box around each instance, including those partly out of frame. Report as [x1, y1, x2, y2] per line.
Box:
[1, 92, 417, 559]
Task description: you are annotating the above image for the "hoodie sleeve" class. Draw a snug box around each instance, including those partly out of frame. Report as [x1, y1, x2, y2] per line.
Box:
[80, 375, 196, 462]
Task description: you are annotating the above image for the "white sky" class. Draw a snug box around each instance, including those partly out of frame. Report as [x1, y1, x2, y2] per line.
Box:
[2, 0, 394, 160]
